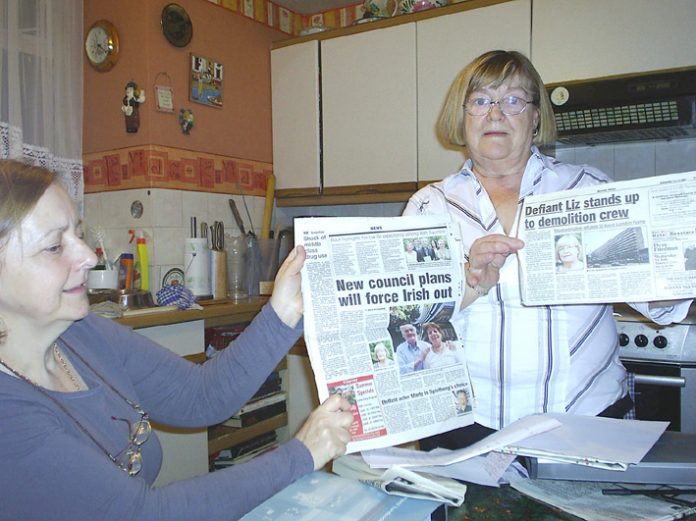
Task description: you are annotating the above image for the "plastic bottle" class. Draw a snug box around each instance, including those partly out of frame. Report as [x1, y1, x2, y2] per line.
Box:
[119, 253, 135, 289]
[135, 232, 149, 291]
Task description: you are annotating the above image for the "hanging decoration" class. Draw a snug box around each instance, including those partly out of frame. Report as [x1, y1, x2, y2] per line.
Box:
[121, 81, 146, 133]
[190, 53, 223, 108]
[154, 72, 175, 113]
[179, 108, 194, 134]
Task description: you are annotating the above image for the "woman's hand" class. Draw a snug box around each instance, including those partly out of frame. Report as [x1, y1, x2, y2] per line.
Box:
[294, 394, 354, 471]
[270, 245, 306, 329]
[466, 234, 524, 293]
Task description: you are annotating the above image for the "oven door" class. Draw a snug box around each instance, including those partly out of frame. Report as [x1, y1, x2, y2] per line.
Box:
[621, 360, 685, 431]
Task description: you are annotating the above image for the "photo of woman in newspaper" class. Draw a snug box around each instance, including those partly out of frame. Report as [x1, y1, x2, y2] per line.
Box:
[555, 234, 585, 272]
[422, 322, 466, 370]
[371, 341, 395, 369]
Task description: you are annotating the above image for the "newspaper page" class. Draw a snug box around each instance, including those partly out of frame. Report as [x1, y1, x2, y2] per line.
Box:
[295, 215, 474, 453]
[518, 170, 696, 305]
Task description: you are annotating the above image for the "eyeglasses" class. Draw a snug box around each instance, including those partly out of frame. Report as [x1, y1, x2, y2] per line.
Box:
[111, 412, 152, 476]
[464, 95, 535, 116]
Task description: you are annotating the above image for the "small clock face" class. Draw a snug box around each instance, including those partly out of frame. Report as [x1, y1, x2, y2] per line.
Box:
[85, 20, 119, 71]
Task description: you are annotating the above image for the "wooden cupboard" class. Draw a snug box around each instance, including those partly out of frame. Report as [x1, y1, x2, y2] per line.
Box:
[531, 0, 696, 84]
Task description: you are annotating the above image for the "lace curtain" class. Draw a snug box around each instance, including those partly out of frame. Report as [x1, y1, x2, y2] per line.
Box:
[0, 0, 84, 209]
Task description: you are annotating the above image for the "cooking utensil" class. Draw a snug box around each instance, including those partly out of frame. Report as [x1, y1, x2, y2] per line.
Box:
[261, 173, 275, 240]
[190, 216, 197, 238]
[210, 221, 224, 251]
[200, 222, 208, 240]
[228, 199, 246, 235]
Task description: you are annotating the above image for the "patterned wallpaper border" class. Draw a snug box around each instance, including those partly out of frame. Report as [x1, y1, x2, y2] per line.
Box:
[211, 0, 365, 36]
[83, 145, 271, 197]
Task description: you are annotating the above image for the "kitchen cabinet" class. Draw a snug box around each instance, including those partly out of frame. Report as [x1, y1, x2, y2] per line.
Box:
[531, 0, 696, 84]
[416, 0, 531, 183]
[271, 0, 529, 203]
[321, 23, 418, 189]
[271, 41, 321, 193]
[136, 320, 209, 487]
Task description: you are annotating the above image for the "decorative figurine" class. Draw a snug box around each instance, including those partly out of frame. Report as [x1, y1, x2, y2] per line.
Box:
[121, 81, 146, 133]
[179, 108, 194, 134]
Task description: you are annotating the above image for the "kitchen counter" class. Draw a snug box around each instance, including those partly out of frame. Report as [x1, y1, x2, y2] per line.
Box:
[114, 297, 268, 330]
[114, 297, 308, 357]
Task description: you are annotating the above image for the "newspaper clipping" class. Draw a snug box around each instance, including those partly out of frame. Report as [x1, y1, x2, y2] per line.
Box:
[295, 215, 474, 453]
[518, 170, 696, 305]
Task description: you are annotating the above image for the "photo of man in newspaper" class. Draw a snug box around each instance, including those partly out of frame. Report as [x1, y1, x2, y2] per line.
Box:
[454, 389, 471, 415]
[555, 234, 585, 272]
[390, 303, 463, 375]
[394, 323, 431, 374]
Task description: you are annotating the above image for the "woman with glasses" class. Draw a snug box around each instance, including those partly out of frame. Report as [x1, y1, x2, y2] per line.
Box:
[404, 50, 691, 449]
[555, 233, 585, 272]
[0, 160, 353, 520]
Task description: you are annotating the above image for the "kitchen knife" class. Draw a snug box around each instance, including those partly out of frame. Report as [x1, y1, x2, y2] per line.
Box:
[228, 199, 246, 235]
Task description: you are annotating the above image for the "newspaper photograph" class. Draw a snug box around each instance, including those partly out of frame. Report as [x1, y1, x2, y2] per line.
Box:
[295, 215, 474, 453]
[517, 170, 696, 305]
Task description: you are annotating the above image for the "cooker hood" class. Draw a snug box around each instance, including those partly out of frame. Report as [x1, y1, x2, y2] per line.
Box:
[546, 67, 696, 146]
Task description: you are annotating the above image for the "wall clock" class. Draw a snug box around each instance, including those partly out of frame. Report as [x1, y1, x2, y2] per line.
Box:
[85, 20, 120, 72]
[161, 4, 193, 48]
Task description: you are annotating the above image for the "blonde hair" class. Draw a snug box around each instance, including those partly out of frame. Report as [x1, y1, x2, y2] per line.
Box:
[437, 50, 556, 147]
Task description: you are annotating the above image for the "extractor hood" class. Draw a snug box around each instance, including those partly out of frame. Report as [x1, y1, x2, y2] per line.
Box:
[546, 67, 696, 146]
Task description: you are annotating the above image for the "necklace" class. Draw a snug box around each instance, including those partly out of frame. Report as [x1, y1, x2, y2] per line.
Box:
[0, 339, 150, 476]
[52, 343, 83, 391]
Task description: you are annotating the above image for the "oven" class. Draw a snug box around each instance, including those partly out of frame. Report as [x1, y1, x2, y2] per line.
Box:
[614, 304, 696, 433]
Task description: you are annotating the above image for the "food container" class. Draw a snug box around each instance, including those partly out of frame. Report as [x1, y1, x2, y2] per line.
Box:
[117, 289, 156, 310]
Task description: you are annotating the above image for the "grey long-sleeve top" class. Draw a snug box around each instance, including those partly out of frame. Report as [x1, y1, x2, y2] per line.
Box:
[0, 303, 313, 520]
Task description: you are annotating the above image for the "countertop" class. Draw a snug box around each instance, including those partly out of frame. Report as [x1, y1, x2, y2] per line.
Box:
[113, 296, 308, 357]
[114, 297, 269, 330]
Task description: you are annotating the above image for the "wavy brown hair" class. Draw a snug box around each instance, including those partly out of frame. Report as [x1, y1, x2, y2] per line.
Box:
[0, 160, 56, 341]
[437, 50, 557, 148]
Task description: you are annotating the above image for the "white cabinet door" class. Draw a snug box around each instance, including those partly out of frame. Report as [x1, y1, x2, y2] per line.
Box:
[271, 41, 321, 190]
[532, 0, 696, 84]
[321, 23, 418, 188]
[416, 0, 531, 183]
[137, 320, 209, 487]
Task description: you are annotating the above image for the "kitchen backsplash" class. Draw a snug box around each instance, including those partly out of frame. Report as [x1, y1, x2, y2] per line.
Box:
[275, 137, 696, 228]
[84, 188, 264, 294]
[84, 137, 696, 295]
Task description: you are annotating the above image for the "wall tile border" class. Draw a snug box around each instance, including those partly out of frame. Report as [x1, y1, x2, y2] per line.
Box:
[83, 144, 272, 197]
[213, 0, 365, 35]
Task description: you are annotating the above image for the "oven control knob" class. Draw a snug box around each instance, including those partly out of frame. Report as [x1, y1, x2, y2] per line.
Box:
[635, 334, 649, 348]
[618, 333, 630, 347]
[653, 335, 668, 349]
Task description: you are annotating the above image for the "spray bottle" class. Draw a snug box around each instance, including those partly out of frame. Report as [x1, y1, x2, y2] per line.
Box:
[134, 230, 149, 291]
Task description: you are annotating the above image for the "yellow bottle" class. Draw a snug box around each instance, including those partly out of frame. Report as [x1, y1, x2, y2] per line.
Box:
[136, 233, 149, 291]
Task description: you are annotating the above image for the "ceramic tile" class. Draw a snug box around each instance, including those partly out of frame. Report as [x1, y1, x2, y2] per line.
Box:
[573, 145, 615, 176]
[655, 138, 696, 176]
[152, 189, 183, 227]
[152, 226, 188, 267]
[207, 193, 234, 232]
[613, 142, 656, 181]
[182, 191, 210, 234]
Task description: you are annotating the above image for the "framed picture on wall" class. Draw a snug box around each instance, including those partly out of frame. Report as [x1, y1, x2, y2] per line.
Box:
[190, 53, 223, 108]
